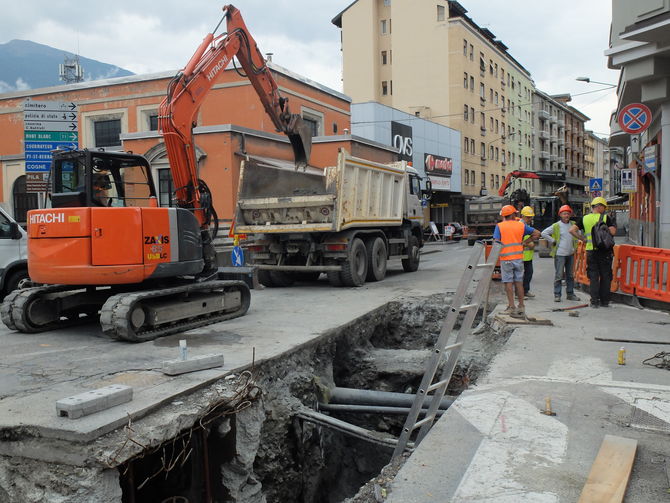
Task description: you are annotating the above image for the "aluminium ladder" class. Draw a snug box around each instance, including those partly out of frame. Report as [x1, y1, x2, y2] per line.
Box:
[392, 240, 502, 458]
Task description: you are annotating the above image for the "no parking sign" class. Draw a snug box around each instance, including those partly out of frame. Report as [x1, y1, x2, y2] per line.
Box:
[618, 103, 652, 134]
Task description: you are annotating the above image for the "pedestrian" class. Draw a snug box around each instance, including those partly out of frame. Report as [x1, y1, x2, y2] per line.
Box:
[541, 205, 579, 302]
[494, 204, 540, 318]
[569, 197, 617, 308]
[520, 206, 536, 299]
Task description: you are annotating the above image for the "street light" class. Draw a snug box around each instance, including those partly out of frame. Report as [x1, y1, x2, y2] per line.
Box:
[576, 77, 616, 88]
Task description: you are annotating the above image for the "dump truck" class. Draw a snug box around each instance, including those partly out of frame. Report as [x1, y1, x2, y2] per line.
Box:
[234, 149, 429, 287]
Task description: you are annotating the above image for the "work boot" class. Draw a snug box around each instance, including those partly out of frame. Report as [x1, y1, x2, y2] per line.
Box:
[525, 292, 535, 298]
[510, 308, 525, 319]
[554, 296, 561, 302]
[566, 294, 579, 301]
[590, 301, 600, 308]
[502, 306, 515, 316]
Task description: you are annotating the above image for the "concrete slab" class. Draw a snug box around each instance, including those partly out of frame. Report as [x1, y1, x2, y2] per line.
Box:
[386, 253, 670, 502]
[0, 241, 469, 445]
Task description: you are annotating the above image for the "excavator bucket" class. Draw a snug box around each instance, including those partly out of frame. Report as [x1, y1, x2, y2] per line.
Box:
[286, 115, 313, 169]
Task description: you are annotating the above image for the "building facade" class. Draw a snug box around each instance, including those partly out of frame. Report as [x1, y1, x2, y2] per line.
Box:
[606, 0, 670, 247]
[351, 101, 462, 223]
[0, 64, 388, 225]
[333, 0, 534, 216]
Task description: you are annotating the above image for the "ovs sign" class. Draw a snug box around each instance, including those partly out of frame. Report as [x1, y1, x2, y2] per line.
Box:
[391, 121, 413, 162]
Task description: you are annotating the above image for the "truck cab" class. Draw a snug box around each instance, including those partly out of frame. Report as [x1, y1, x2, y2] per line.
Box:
[0, 207, 29, 297]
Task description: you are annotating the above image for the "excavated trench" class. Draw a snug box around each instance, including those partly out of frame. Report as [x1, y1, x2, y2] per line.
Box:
[109, 292, 509, 503]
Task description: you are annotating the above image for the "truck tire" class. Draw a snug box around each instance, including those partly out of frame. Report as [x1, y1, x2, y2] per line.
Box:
[269, 271, 295, 287]
[327, 271, 344, 287]
[341, 238, 368, 287]
[467, 238, 476, 246]
[4, 269, 29, 296]
[402, 236, 420, 272]
[365, 237, 387, 282]
[257, 270, 275, 287]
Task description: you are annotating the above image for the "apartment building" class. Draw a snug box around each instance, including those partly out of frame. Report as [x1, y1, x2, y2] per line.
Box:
[584, 131, 608, 197]
[333, 0, 534, 215]
[531, 90, 589, 204]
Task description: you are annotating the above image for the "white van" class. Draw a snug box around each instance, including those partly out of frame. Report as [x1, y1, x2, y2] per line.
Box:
[0, 207, 29, 297]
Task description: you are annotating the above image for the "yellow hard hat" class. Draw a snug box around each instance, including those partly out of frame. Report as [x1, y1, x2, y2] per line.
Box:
[591, 196, 607, 207]
[520, 206, 535, 217]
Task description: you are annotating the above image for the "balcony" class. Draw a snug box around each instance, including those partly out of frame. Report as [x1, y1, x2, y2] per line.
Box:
[539, 150, 550, 160]
[480, 96, 487, 106]
[558, 155, 566, 164]
[550, 115, 558, 123]
[539, 130, 549, 140]
[501, 79, 506, 88]
[577, 129, 584, 138]
[480, 126, 487, 136]
[558, 137, 565, 146]
[538, 110, 550, 121]
[550, 154, 558, 163]
[557, 118, 565, 128]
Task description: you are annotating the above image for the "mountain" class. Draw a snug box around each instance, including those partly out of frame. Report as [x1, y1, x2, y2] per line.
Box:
[0, 39, 134, 93]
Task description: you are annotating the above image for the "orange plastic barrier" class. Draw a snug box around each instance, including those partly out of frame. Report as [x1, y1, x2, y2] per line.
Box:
[617, 244, 670, 301]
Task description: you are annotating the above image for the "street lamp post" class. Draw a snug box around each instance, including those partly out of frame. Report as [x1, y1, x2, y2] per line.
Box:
[575, 77, 617, 88]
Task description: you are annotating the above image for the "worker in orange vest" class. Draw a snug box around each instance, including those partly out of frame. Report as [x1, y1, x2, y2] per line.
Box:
[494, 205, 540, 318]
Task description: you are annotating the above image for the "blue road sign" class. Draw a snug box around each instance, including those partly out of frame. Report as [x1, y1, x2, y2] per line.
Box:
[25, 161, 52, 172]
[589, 178, 603, 192]
[231, 246, 245, 267]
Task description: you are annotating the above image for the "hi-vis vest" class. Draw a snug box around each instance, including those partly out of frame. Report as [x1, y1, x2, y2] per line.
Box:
[583, 213, 609, 251]
[498, 220, 525, 261]
[550, 220, 577, 257]
[523, 234, 533, 262]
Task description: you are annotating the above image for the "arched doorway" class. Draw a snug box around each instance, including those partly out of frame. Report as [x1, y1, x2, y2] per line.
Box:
[12, 175, 39, 225]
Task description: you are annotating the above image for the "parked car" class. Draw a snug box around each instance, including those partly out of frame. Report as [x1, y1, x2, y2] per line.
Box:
[0, 206, 29, 298]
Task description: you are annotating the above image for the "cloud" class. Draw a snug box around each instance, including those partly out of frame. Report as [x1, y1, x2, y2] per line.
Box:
[0, 78, 31, 93]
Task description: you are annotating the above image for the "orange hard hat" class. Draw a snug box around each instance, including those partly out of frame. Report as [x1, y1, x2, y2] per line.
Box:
[500, 205, 517, 217]
[558, 205, 573, 215]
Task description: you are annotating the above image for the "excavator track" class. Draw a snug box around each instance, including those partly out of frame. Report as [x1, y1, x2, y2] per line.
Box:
[99, 280, 251, 342]
[1, 285, 106, 333]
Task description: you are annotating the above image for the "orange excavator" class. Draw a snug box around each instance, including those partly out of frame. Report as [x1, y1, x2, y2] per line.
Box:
[1, 5, 312, 341]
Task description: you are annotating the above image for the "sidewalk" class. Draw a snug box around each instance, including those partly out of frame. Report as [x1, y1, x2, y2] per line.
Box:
[387, 253, 670, 502]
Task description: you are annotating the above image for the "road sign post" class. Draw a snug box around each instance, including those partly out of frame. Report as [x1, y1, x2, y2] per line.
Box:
[23, 100, 78, 193]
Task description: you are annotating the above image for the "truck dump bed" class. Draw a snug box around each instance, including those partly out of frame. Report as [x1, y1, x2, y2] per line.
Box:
[235, 150, 407, 234]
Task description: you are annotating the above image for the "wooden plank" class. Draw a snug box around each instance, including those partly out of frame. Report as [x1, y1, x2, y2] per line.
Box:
[578, 435, 638, 503]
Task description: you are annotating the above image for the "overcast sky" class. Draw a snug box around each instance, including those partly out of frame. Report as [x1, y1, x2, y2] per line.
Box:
[1, 0, 618, 136]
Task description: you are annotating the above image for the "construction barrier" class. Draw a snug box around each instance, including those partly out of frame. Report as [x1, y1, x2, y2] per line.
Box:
[617, 245, 670, 301]
[573, 242, 670, 301]
[484, 242, 501, 280]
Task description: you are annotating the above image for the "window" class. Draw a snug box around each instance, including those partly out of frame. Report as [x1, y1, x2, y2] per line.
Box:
[480, 112, 485, 128]
[495, 147, 499, 160]
[470, 76, 474, 91]
[481, 171, 486, 187]
[465, 170, 470, 185]
[470, 107, 475, 123]
[495, 119, 499, 133]
[489, 60, 494, 75]
[390, 80, 393, 95]
[94, 119, 121, 148]
[301, 107, 324, 136]
[382, 81, 388, 95]
[463, 39, 468, 56]
[158, 168, 175, 207]
[496, 174, 500, 187]
[489, 145, 494, 159]
[479, 53, 486, 73]
[480, 142, 485, 158]
[469, 44, 473, 61]
[149, 115, 159, 131]
[12, 175, 38, 226]
[490, 117, 494, 131]
[490, 174, 494, 188]
[464, 72, 468, 88]
[381, 51, 388, 65]
[470, 139, 475, 152]
[464, 105, 469, 121]
[495, 92, 499, 105]
[494, 63, 498, 77]
[490, 88, 493, 102]
[437, 4, 445, 21]
[380, 20, 387, 34]
[464, 137, 469, 153]
[480, 83, 485, 98]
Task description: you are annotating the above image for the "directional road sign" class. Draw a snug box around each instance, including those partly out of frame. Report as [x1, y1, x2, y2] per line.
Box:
[618, 103, 652, 134]
[231, 246, 245, 267]
[589, 178, 603, 192]
[23, 100, 78, 184]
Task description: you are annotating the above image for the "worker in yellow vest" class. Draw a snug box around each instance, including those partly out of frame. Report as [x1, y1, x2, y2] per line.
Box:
[494, 205, 540, 318]
[520, 206, 536, 299]
[569, 197, 617, 307]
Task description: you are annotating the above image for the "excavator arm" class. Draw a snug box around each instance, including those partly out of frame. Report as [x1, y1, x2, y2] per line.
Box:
[158, 4, 312, 229]
[498, 170, 566, 197]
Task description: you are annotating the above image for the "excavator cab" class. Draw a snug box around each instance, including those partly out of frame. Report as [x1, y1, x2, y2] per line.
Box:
[50, 149, 157, 209]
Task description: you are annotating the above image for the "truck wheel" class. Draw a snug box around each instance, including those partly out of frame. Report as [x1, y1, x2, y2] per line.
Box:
[4, 269, 30, 296]
[365, 237, 387, 282]
[341, 238, 368, 287]
[257, 270, 275, 287]
[327, 271, 344, 287]
[269, 271, 295, 287]
[402, 236, 420, 272]
[467, 238, 476, 246]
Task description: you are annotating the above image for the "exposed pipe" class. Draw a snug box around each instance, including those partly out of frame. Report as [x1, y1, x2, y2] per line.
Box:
[328, 387, 455, 410]
[319, 403, 447, 416]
